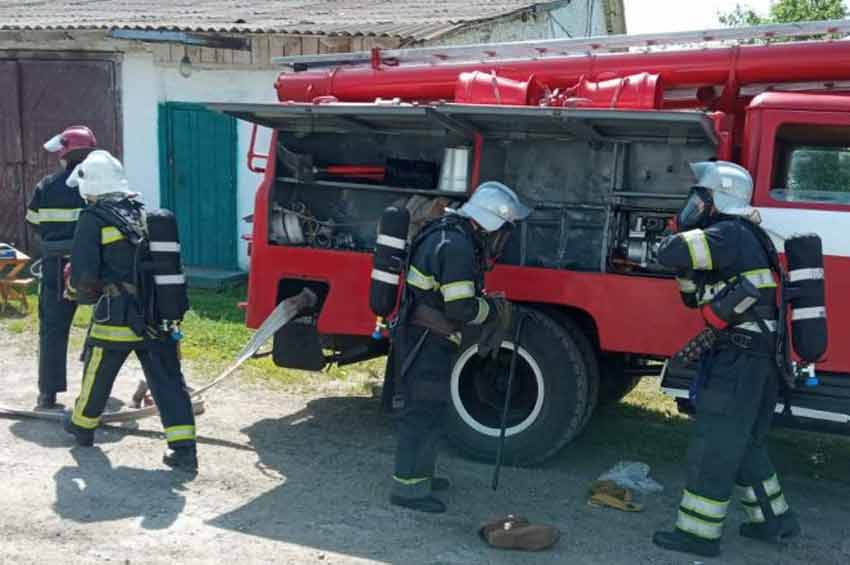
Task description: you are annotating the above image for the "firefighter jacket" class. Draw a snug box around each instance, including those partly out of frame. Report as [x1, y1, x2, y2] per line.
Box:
[657, 218, 778, 332]
[71, 198, 148, 350]
[403, 216, 494, 340]
[26, 168, 86, 256]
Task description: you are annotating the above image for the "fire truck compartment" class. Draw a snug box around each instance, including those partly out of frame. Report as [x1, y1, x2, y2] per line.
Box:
[212, 103, 717, 274]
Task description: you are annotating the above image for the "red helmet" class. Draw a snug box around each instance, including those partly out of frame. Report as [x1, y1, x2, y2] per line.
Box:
[43, 125, 97, 160]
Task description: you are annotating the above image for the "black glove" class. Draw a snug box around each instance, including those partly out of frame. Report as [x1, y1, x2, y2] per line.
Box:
[477, 297, 513, 360]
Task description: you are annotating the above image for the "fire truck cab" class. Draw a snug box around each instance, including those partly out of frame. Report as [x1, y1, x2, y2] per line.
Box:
[214, 20, 850, 464]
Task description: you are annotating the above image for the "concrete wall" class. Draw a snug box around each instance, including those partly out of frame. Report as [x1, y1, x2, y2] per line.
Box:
[121, 53, 276, 270]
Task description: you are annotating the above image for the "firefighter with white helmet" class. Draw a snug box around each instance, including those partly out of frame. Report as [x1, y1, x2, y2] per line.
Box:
[653, 161, 799, 557]
[63, 150, 198, 473]
[26, 126, 97, 410]
[388, 181, 529, 513]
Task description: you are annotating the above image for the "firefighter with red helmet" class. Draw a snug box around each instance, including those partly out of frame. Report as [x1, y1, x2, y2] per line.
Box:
[62, 150, 198, 473]
[388, 181, 529, 513]
[26, 126, 96, 409]
[652, 161, 799, 558]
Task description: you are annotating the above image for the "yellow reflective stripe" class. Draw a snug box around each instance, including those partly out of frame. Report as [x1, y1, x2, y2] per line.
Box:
[682, 229, 713, 270]
[763, 474, 782, 497]
[735, 484, 758, 504]
[38, 208, 81, 222]
[681, 490, 729, 520]
[392, 475, 430, 486]
[676, 277, 697, 294]
[470, 297, 490, 325]
[441, 281, 475, 302]
[26, 209, 40, 224]
[165, 425, 196, 442]
[101, 226, 124, 245]
[743, 504, 766, 523]
[771, 494, 790, 516]
[762, 475, 782, 496]
[676, 510, 723, 540]
[740, 268, 777, 289]
[406, 265, 438, 291]
[72, 347, 104, 430]
[89, 324, 143, 343]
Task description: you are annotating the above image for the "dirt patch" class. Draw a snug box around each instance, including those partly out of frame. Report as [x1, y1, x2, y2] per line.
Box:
[1, 325, 849, 565]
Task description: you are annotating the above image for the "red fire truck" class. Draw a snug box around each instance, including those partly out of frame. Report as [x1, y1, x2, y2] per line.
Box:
[213, 19, 850, 464]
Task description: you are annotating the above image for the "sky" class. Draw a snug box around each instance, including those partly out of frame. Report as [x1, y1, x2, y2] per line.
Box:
[624, 0, 776, 34]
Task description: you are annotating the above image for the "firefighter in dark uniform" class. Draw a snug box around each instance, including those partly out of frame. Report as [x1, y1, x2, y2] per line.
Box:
[389, 181, 529, 513]
[653, 161, 799, 557]
[62, 150, 198, 473]
[26, 126, 97, 409]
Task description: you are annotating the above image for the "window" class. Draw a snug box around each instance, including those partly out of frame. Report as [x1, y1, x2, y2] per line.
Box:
[771, 124, 850, 205]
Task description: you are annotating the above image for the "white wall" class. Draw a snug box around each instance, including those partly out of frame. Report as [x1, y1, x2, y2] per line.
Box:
[121, 53, 276, 270]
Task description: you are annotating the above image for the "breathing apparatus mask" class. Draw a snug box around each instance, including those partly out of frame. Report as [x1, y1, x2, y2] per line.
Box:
[675, 186, 715, 232]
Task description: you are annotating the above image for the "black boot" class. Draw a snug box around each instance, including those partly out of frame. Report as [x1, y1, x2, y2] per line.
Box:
[740, 512, 800, 544]
[390, 494, 446, 514]
[63, 414, 94, 447]
[36, 392, 61, 410]
[163, 445, 198, 473]
[653, 530, 720, 558]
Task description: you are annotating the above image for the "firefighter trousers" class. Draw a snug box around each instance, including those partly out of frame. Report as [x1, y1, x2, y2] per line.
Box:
[392, 328, 457, 499]
[674, 345, 792, 541]
[38, 257, 77, 395]
[71, 338, 196, 448]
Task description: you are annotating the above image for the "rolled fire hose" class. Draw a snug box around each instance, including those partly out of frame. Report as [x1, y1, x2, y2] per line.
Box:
[0, 288, 318, 424]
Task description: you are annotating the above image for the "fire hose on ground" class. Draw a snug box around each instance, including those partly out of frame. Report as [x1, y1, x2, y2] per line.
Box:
[0, 288, 318, 425]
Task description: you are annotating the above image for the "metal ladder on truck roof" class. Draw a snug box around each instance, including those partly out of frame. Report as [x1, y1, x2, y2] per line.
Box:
[273, 19, 850, 70]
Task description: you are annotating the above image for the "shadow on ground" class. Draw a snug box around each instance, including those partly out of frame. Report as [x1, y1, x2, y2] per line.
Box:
[53, 447, 191, 530]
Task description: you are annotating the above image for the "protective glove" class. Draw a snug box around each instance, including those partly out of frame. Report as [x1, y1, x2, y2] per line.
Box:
[477, 296, 513, 360]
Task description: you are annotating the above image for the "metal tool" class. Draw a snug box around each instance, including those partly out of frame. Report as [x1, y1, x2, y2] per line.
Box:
[492, 312, 527, 491]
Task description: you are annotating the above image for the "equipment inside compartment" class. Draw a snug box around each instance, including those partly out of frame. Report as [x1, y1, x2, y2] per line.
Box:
[267, 126, 713, 276]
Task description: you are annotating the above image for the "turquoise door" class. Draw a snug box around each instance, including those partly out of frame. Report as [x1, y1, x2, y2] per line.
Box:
[159, 102, 238, 269]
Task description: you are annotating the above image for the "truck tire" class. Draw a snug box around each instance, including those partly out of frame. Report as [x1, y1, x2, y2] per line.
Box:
[597, 354, 641, 405]
[446, 307, 590, 466]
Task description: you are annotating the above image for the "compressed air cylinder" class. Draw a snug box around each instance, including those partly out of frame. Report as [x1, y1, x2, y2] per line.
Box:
[147, 208, 189, 322]
[785, 234, 827, 363]
[369, 206, 410, 317]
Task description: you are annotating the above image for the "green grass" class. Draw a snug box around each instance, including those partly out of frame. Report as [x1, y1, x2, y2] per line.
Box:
[3, 287, 849, 481]
[575, 378, 850, 483]
[0, 284, 384, 395]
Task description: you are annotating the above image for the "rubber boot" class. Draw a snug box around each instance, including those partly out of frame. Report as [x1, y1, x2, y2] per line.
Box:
[390, 495, 446, 514]
[163, 445, 198, 474]
[62, 413, 94, 447]
[653, 530, 720, 558]
[740, 511, 800, 544]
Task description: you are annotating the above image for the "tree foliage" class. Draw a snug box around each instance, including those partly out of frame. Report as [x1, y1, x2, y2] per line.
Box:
[719, 0, 847, 26]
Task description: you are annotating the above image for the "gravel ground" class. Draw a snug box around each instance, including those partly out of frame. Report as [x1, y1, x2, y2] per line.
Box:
[1, 325, 850, 565]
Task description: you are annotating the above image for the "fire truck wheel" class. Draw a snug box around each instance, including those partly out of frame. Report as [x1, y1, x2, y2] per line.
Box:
[446, 307, 591, 466]
[597, 354, 641, 405]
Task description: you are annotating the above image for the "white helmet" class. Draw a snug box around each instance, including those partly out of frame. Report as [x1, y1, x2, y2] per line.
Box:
[457, 181, 530, 232]
[66, 149, 130, 199]
[690, 160, 754, 217]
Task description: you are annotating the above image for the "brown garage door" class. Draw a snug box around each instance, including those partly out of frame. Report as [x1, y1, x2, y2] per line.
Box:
[0, 56, 120, 253]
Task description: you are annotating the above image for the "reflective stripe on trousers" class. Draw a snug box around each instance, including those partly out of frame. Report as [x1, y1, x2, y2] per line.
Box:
[675, 489, 728, 540]
[71, 347, 104, 429]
